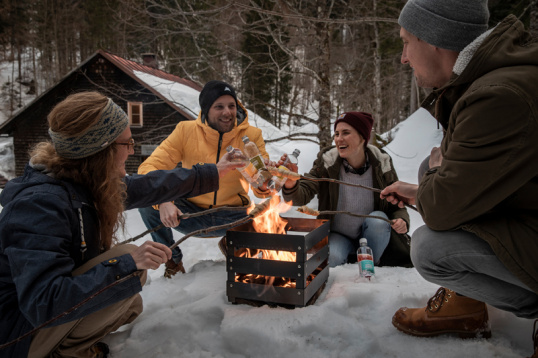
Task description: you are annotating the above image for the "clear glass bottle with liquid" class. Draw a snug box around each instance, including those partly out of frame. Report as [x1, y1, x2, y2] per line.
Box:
[242, 136, 273, 186]
[226, 145, 260, 188]
[357, 238, 375, 280]
[282, 149, 300, 168]
[270, 149, 301, 193]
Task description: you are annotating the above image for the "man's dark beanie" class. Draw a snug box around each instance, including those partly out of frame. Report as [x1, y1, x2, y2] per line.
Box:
[199, 80, 238, 120]
[334, 112, 374, 145]
[398, 0, 489, 52]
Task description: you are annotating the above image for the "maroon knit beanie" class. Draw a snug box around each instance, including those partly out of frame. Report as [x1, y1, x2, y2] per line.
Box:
[334, 112, 374, 144]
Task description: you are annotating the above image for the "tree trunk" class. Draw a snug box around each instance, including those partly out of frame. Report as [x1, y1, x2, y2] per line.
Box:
[316, 1, 333, 149]
[372, 0, 382, 143]
[531, 0, 538, 38]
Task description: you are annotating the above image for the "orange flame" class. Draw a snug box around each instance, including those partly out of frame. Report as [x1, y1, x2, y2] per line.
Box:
[249, 196, 291, 235]
[237, 196, 297, 288]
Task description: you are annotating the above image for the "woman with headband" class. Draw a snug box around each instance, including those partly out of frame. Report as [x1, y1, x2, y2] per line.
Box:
[0, 91, 240, 357]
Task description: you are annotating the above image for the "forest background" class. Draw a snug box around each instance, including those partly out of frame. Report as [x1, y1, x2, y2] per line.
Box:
[0, 0, 537, 149]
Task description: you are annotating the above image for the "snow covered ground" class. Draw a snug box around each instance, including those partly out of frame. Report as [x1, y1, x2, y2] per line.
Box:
[105, 108, 535, 358]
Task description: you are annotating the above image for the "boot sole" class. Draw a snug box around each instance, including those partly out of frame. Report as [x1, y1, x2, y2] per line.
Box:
[392, 316, 492, 339]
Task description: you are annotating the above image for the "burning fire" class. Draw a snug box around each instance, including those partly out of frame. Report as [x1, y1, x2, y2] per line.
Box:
[237, 196, 297, 288]
[243, 196, 295, 262]
[248, 196, 290, 234]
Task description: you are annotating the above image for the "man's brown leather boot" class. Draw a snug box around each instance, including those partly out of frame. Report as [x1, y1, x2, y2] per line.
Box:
[392, 287, 491, 339]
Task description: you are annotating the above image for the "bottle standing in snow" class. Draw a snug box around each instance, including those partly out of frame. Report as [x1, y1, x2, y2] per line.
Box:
[242, 136, 273, 186]
[357, 238, 375, 280]
[226, 145, 260, 188]
[270, 149, 301, 192]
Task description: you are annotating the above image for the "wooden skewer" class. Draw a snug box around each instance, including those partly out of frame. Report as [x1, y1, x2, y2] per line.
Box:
[297, 206, 394, 225]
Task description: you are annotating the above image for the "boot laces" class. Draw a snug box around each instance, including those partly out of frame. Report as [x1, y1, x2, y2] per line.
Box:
[427, 287, 452, 312]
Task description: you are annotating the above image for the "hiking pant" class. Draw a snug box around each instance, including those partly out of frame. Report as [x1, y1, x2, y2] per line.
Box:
[412, 225, 538, 319]
[328, 211, 391, 267]
[28, 244, 146, 358]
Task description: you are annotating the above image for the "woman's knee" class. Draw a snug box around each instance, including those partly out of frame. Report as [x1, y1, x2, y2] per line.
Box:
[364, 211, 390, 230]
[328, 233, 354, 267]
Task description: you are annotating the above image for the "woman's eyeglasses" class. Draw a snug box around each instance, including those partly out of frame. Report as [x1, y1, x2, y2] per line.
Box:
[115, 138, 135, 151]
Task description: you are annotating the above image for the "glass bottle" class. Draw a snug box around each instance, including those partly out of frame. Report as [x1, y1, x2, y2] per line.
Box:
[270, 149, 301, 193]
[357, 238, 375, 280]
[242, 136, 273, 186]
[282, 149, 301, 169]
[226, 145, 259, 188]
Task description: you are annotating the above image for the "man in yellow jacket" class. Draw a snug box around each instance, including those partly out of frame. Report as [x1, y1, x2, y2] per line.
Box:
[138, 80, 271, 278]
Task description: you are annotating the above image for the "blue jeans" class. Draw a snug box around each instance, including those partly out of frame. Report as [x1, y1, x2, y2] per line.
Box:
[412, 225, 538, 319]
[138, 199, 248, 264]
[328, 210, 391, 267]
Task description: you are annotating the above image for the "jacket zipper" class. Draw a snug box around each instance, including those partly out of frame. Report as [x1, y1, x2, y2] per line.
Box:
[213, 133, 224, 206]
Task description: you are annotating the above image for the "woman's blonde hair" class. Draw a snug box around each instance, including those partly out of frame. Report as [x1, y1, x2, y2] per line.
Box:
[30, 92, 126, 250]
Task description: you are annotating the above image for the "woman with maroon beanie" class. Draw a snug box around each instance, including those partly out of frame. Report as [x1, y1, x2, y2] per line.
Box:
[282, 112, 411, 267]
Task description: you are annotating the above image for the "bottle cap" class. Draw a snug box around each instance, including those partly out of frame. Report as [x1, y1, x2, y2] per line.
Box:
[242, 136, 249, 143]
[359, 238, 368, 245]
[292, 149, 301, 156]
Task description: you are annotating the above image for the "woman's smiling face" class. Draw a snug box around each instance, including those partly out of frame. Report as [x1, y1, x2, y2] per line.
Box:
[334, 121, 365, 160]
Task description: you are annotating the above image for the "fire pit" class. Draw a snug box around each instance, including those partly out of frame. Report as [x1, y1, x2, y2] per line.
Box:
[225, 217, 330, 308]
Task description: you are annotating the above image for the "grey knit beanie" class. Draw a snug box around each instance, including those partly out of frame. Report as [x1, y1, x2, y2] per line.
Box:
[398, 0, 489, 52]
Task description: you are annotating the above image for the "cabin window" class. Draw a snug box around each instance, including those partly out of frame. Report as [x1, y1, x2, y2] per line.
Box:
[128, 102, 143, 127]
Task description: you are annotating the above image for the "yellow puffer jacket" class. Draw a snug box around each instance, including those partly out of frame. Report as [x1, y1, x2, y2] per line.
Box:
[138, 101, 270, 209]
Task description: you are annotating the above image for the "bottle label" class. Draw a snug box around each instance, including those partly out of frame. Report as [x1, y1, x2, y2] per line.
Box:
[249, 155, 265, 171]
[358, 254, 375, 276]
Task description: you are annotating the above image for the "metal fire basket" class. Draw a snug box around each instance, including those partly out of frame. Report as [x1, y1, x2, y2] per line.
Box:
[226, 217, 330, 307]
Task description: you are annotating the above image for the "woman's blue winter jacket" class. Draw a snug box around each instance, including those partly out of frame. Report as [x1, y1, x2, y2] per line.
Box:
[0, 163, 218, 357]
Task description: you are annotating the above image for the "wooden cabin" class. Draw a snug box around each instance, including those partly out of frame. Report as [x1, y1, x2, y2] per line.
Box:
[0, 50, 202, 177]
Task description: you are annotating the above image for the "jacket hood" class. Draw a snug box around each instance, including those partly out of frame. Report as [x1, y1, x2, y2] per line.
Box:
[0, 164, 89, 208]
[448, 15, 538, 89]
[0, 165, 56, 206]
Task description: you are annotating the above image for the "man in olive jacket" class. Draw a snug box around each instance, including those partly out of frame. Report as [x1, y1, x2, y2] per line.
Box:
[380, 0, 538, 355]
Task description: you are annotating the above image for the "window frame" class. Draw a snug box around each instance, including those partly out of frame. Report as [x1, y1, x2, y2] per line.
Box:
[128, 102, 143, 127]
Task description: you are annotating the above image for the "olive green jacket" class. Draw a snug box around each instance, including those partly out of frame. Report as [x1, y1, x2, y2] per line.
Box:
[418, 15, 538, 294]
[283, 145, 412, 267]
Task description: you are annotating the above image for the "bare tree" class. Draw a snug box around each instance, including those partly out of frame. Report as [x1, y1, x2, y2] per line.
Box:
[530, 0, 538, 37]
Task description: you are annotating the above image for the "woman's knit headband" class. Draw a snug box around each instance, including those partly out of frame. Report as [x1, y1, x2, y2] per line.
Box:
[48, 99, 129, 159]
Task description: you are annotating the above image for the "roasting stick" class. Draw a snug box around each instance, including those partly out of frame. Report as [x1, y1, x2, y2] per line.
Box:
[266, 166, 418, 212]
[169, 198, 273, 250]
[297, 206, 393, 225]
[0, 199, 275, 351]
[120, 206, 247, 244]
